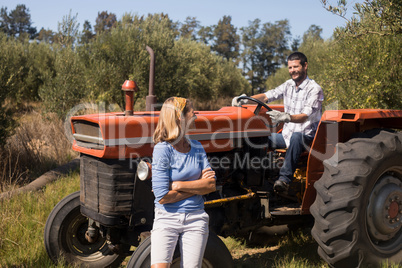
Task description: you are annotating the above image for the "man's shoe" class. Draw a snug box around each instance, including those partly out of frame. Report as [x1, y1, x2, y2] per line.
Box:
[274, 179, 289, 193]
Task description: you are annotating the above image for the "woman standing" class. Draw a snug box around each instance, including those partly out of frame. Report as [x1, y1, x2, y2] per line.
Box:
[151, 97, 216, 268]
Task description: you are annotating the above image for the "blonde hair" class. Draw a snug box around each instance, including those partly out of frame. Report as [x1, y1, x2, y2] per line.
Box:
[153, 97, 191, 144]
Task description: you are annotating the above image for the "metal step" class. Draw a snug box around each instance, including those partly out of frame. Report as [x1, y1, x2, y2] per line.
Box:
[270, 204, 301, 216]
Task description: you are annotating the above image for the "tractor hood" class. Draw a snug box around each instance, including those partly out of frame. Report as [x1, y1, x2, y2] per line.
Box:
[71, 105, 282, 159]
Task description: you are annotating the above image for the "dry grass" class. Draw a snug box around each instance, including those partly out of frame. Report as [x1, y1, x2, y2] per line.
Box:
[0, 107, 77, 192]
[221, 229, 329, 268]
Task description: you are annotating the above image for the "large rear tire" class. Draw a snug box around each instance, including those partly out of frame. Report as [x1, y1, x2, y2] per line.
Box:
[311, 131, 402, 268]
[44, 191, 126, 268]
[127, 232, 234, 268]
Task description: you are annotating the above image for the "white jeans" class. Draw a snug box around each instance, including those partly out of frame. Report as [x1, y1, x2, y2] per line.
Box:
[151, 207, 209, 267]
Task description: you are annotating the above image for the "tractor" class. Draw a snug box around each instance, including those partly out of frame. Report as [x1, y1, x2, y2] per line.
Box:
[44, 48, 402, 268]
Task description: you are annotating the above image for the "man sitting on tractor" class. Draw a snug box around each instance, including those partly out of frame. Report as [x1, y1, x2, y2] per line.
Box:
[232, 52, 324, 193]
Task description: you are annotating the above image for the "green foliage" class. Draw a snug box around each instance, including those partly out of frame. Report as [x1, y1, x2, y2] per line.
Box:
[315, 0, 402, 109]
[265, 66, 289, 92]
[212, 16, 240, 61]
[180, 16, 200, 40]
[23, 41, 56, 102]
[0, 34, 22, 144]
[39, 45, 86, 117]
[37, 27, 55, 43]
[80, 20, 94, 44]
[94, 11, 117, 35]
[241, 19, 291, 93]
[55, 10, 80, 46]
[81, 13, 178, 109]
[321, 33, 401, 109]
[0, 33, 26, 103]
[297, 33, 329, 85]
[302, 25, 323, 44]
[0, 31, 58, 145]
[197, 25, 214, 45]
[0, 4, 37, 39]
[37, 13, 249, 116]
[322, 0, 402, 37]
[167, 38, 249, 100]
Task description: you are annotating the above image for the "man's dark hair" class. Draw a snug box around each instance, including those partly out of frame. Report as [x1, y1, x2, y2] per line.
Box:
[287, 52, 308, 66]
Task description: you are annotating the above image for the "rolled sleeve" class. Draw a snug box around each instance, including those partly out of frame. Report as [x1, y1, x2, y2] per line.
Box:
[152, 143, 171, 202]
[265, 82, 287, 103]
[301, 86, 324, 117]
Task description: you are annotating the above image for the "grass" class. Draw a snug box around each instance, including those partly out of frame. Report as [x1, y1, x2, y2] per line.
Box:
[0, 171, 80, 268]
[222, 230, 328, 268]
[0, 171, 326, 268]
[1, 172, 401, 268]
[0, 107, 77, 192]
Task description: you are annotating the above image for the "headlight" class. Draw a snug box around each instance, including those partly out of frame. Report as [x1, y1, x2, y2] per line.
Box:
[137, 160, 152, 181]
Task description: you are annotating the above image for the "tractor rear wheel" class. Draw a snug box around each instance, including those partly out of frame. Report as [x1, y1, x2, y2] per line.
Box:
[127, 232, 234, 268]
[311, 131, 402, 268]
[44, 191, 127, 268]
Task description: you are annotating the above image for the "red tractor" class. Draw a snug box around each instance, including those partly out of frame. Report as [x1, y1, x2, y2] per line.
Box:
[44, 52, 402, 268]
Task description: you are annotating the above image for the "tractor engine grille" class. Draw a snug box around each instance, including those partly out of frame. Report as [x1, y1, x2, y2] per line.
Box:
[73, 121, 104, 150]
[80, 154, 134, 226]
[79, 154, 155, 227]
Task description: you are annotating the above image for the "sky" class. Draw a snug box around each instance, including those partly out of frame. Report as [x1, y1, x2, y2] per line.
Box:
[2, 0, 362, 40]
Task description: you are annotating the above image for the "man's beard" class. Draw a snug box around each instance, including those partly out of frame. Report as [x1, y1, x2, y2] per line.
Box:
[291, 70, 306, 84]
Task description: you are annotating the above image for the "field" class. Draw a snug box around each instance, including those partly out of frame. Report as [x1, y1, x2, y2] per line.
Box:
[0, 171, 333, 268]
[2, 174, 401, 268]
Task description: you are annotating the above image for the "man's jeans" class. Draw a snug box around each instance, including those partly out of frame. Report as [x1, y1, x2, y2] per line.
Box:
[268, 132, 314, 184]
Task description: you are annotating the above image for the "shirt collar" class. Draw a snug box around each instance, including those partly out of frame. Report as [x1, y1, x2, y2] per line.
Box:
[293, 76, 310, 92]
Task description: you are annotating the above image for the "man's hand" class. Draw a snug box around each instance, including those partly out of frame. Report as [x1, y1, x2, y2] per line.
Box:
[231, 94, 247, 107]
[267, 110, 291, 123]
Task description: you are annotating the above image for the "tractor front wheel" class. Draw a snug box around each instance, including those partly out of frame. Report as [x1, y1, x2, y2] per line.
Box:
[44, 191, 127, 268]
[311, 131, 402, 268]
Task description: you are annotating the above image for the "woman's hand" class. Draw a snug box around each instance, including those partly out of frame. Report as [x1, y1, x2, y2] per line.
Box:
[160, 168, 216, 204]
[158, 191, 194, 205]
[200, 167, 215, 180]
[171, 168, 216, 195]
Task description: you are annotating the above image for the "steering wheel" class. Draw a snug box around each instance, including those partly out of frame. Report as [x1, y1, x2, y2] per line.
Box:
[237, 96, 279, 128]
[237, 96, 272, 115]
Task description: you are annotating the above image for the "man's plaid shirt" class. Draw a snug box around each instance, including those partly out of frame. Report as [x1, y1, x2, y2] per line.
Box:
[264, 76, 324, 147]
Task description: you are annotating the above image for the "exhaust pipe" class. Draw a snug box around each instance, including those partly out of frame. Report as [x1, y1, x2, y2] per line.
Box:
[145, 46, 157, 111]
[122, 46, 156, 115]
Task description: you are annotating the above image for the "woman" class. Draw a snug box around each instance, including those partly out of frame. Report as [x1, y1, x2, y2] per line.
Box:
[151, 97, 216, 268]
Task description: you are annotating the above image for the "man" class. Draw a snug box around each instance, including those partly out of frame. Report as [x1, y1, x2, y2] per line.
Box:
[232, 52, 324, 193]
